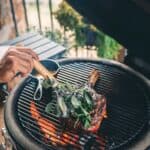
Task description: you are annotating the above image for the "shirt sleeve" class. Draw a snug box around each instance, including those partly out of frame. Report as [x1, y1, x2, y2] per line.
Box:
[0, 46, 10, 96]
[0, 46, 10, 60]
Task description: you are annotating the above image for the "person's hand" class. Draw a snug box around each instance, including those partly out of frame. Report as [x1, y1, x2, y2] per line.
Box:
[0, 46, 39, 84]
[7, 74, 22, 92]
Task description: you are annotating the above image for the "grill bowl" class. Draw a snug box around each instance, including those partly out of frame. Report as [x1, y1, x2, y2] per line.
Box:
[5, 58, 150, 150]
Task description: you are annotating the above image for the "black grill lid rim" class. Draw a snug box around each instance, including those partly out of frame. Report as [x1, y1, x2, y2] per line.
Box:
[58, 58, 150, 107]
[4, 77, 45, 150]
[4, 58, 150, 150]
[58, 58, 150, 89]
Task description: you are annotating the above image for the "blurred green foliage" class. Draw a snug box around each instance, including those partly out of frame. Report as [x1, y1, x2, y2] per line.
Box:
[96, 31, 122, 59]
[44, 27, 62, 43]
[55, 1, 122, 59]
[54, 1, 80, 31]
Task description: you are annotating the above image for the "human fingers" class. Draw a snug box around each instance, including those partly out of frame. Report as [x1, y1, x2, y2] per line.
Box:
[5, 55, 33, 77]
[8, 46, 39, 60]
[0, 69, 16, 83]
[5, 49, 34, 73]
[13, 56, 34, 76]
[0, 56, 32, 83]
[15, 47, 39, 60]
[7, 74, 22, 92]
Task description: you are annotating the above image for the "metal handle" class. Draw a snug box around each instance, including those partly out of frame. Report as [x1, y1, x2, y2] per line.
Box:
[33, 59, 55, 79]
[33, 60, 57, 101]
[33, 77, 43, 101]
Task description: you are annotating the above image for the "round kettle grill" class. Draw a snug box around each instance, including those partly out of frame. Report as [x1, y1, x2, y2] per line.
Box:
[4, 58, 150, 150]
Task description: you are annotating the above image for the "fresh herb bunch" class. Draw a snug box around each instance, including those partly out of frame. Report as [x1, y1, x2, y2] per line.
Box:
[43, 78, 94, 129]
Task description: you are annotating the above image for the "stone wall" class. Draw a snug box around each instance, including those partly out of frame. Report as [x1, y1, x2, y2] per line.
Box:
[0, 0, 25, 42]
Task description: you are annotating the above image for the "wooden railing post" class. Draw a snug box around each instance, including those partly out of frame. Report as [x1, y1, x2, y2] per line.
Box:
[22, 0, 29, 31]
[49, 0, 54, 32]
[36, 0, 42, 31]
[9, 0, 19, 36]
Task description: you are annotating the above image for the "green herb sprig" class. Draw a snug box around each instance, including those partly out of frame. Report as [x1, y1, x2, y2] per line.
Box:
[43, 78, 94, 129]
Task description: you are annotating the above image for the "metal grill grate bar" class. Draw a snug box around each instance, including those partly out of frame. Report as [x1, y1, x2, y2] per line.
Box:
[19, 112, 106, 149]
[15, 60, 149, 150]
[61, 63, 123, 77]
[18, 101, 60, 124]
[18, 103, 105, 145]
[21, 122, 57, 149]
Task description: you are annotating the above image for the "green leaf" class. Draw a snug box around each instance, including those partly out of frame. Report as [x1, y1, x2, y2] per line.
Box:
[64, 95, 71, 102]
[84, 119, 91, 129]
[57, 95, 68, 117]
[80, 106, 89, 116]
[56, 105, 62, 117]
[84, 90, 93, 106]
[71, 95, 81, 109]
[43, 74, 94, 128]
[42, 78, 58, 89]
[42, 78, 53, 89]
[45, 102, 53, 113]
[86, 114, 92, 122]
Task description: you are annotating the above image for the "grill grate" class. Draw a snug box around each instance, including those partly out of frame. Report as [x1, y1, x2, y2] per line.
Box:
[15, 60, 149, 150]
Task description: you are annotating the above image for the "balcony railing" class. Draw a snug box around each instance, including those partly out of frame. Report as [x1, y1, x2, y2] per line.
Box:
[9, 0, 54, 36]
[6, 0, 125, 60]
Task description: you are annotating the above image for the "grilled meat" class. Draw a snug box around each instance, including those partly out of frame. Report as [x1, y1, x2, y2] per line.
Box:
[30, 101, 80, 147]
[30, 101, 106, 149]
[44, 69, 107, 133]
[86, 95, 107, 132]
[63, 89, 107, 133]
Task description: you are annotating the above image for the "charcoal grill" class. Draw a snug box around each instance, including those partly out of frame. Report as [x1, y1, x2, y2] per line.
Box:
[4, 58, 150, 150]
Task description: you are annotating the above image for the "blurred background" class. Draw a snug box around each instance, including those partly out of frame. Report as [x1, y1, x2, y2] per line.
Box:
[0, 0, 126, 61]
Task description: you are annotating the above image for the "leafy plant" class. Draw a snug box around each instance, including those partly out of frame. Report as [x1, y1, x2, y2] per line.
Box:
[54, 1, 80, 31]
[43, 78, 94, 129]
[44, 27, 62, 43]
[55, 1, 123, 60]
[97, 34, 122, 59]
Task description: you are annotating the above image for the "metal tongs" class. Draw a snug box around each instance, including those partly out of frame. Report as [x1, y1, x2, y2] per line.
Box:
[15, 43, 58, 101]
[33, 77, 43, 101]
[33, 60, 58, 101]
